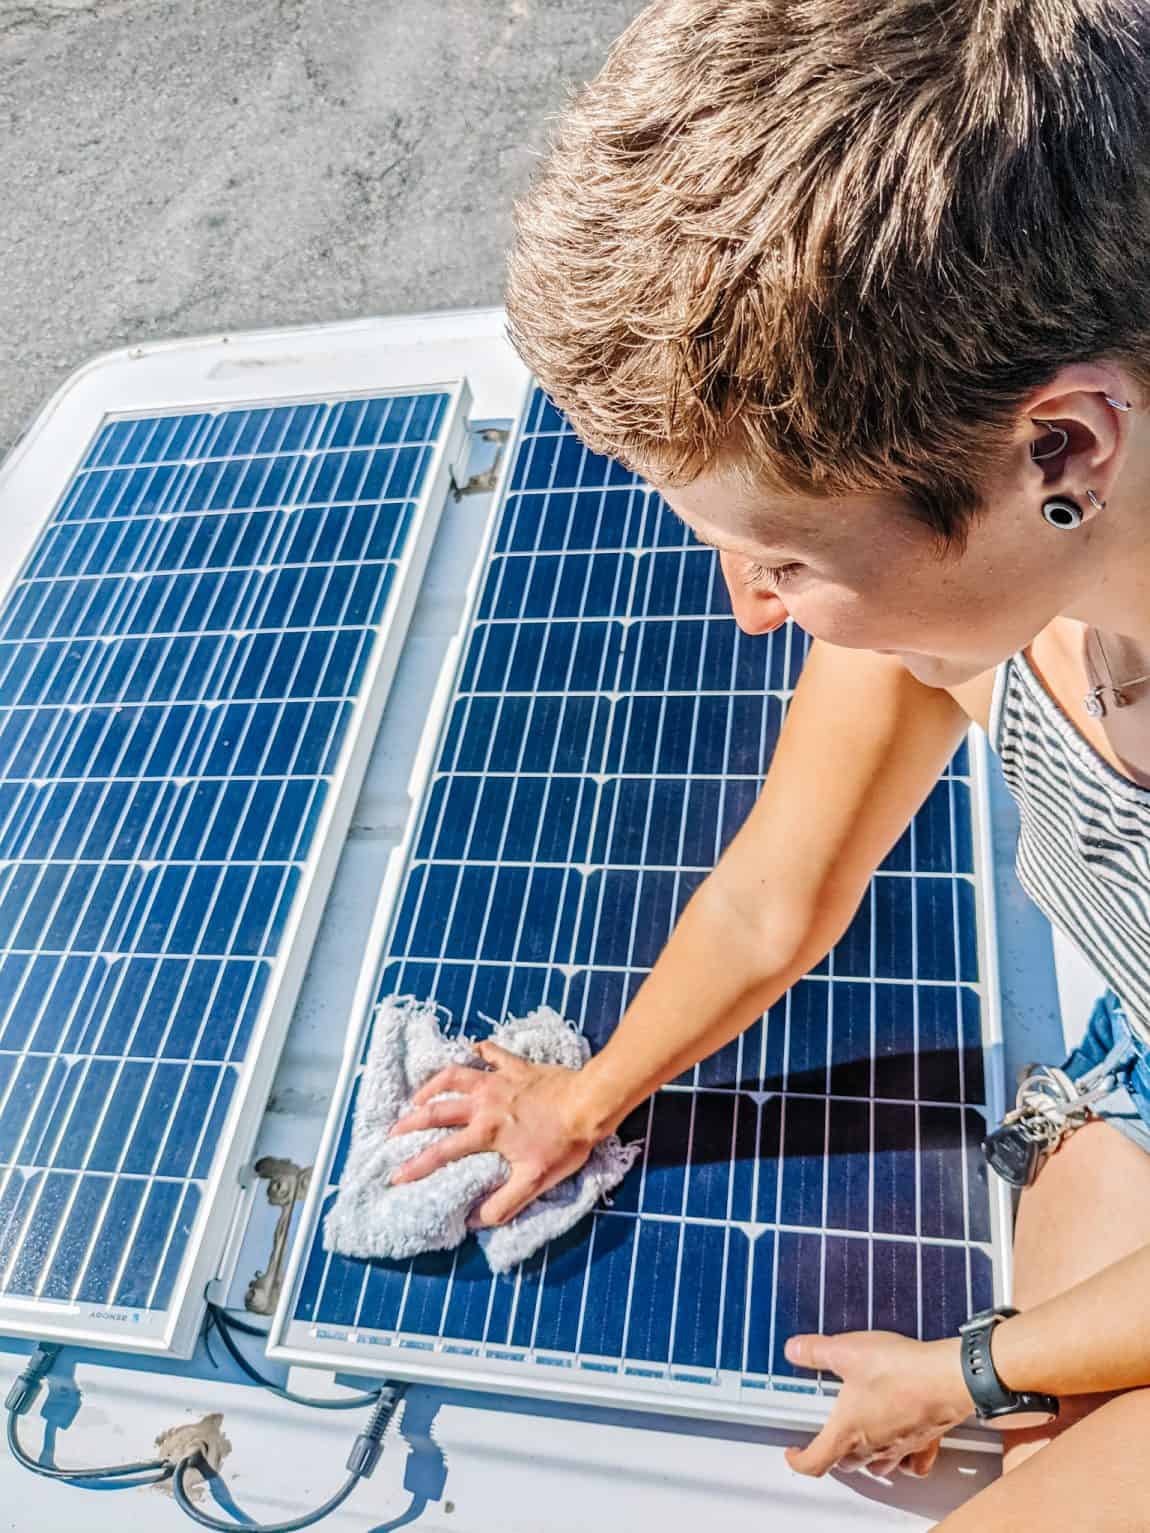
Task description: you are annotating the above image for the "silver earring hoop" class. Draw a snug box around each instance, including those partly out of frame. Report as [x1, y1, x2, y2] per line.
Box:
[1030, 420, 1070, 461]
[1042, 496, 1084, 530]
[1087, 489, 1106, 512]
[1105, 396, 1132, 412]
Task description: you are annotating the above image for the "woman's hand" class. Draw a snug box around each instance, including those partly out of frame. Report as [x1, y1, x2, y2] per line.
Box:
[386, 1042, 607, 1227]
[783, 1331, 972, 1479]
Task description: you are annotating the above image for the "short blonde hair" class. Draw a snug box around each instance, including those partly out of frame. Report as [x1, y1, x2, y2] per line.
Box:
[506, 0, 1150, 543]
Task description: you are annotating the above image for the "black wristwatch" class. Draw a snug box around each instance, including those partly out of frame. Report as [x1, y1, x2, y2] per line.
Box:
[958, 1307, 1059, 1429]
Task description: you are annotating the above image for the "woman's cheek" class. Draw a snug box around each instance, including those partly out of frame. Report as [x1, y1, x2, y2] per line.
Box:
[786, 592, 886, 650]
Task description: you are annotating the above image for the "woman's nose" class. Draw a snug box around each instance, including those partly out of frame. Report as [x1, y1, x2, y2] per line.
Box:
[719, 554, 790, 636]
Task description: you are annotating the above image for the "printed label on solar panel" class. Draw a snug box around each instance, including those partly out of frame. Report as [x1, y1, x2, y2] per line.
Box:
[0, 386, 465, 1352]
[275, 387, 1006, 1424]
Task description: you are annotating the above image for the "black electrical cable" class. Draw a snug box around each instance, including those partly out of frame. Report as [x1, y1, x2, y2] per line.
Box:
[206, 1306, 382, 1410]
[6, 1414, 173, 1485]
[4, 1319, 403, 1531]
[173, 1456, 359, 1533]
[171, 1385, 405, 1533]
[207, 1308, 267, 1338]
[5, 1344, 172, 1486]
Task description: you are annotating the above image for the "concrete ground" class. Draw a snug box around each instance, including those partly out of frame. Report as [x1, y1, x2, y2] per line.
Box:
[0, 0, 644, 456]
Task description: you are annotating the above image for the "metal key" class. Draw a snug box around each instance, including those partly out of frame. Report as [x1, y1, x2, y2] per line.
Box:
[982, 1111, 1060, 1188]
[981, 1063, 1110, 1189]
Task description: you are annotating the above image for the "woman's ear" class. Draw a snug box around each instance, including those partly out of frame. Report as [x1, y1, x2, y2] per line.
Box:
[1028, 418, 1071, 484]
[1020, 364, 1133, 511]
[1027, 415, 1102, 490]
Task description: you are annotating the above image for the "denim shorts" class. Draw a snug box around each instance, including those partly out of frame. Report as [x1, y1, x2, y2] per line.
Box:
[1056, 990, 1150, 1157]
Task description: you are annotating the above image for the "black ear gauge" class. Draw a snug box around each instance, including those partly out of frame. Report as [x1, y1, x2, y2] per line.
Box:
[1041, 497, 1084, 530]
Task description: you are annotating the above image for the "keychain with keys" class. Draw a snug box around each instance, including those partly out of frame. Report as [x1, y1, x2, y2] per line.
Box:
[982, 1064, 1114, 1189]
[982, 1110, 1058, 1188]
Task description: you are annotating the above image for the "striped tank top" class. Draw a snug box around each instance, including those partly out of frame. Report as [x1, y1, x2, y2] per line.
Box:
[990, 650, 1150, 1043]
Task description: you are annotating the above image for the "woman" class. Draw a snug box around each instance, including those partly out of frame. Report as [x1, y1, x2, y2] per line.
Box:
[388, 1, 1150, 1522]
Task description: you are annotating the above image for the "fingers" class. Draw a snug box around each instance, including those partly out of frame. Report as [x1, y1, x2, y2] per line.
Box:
[474, 1039, 528, 1072]
[782, 1336, 862, 1476]
[784, 1425, 861, 1479]
[389, 1095, 474, 1138]
[389, 1129, 486, 1186]
[467, 1168, 546, 1229]
[788, 1435, 940, 1482]
[409, 1065, 484, 1108]
[784, 1333, 842, 1376]
[405, 1043, 523, 1112]
[866, 1452, 902, 1479]
[899, 1440, 940, 1478]
[866, 1438, 941, 1480]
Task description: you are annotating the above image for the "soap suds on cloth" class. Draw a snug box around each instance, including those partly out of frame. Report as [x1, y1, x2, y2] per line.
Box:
[324, 996, 642, 1275]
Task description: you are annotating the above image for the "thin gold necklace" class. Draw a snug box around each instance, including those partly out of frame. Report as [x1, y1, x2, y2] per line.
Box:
[1084, 629, 1150, 718]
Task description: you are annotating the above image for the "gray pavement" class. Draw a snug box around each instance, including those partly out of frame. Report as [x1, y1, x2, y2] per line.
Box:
[0, 0, 644, 454]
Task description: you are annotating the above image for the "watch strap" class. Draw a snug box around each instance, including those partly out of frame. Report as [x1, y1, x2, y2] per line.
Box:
[958, 1307, 1059, 1422]
[960, 1308, 1017, 1416]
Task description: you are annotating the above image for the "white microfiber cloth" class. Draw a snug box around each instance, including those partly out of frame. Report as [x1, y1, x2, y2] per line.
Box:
[323, 995, 642, 1275]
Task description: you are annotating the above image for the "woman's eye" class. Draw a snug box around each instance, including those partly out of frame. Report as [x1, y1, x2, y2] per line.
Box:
[740, 560, 801, 590]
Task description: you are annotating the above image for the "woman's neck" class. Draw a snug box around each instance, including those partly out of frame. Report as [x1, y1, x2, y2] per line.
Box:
[1062, 470, 1150, 654]
[1061, 423, 1150, 649]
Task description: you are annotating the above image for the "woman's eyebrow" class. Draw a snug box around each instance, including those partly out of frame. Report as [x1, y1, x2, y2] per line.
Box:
[677, 521, 719, 550]
[672, 509, 793, 560]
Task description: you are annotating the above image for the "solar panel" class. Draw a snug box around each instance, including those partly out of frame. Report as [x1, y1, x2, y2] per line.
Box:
[0, 384, 468, 1354]
[271, 387, 1008, 1427]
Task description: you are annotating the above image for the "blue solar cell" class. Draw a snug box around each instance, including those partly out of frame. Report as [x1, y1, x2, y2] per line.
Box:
[884, 778, 974, 874]
[292, 389, 996, 1406]
[0, 389, 450, 1324]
